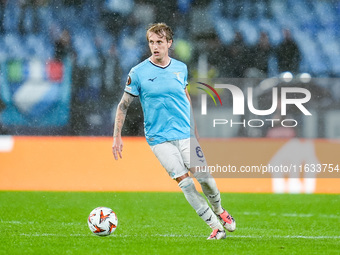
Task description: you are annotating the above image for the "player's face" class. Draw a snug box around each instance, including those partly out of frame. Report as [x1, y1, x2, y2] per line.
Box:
[148, 32, 172, 64]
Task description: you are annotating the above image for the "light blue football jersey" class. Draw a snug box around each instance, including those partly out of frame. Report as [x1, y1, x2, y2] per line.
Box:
[124, 58, 190, 145]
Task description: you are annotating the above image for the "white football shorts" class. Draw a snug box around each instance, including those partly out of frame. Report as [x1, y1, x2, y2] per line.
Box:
[150, 137, 207, 179]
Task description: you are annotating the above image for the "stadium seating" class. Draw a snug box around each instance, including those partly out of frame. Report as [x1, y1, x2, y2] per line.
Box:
[210, 0, 340, 77]
[1, 0, 338, 77]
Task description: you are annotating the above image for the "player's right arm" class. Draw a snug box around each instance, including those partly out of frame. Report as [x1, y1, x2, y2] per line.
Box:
[112, 92, 135, 160]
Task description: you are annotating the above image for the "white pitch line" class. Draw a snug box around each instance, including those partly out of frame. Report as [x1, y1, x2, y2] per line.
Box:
[229, 235, 340, 240]
[282, 213, 313, 217]
[17, 233, 340, 239]
[20, 233, 88, 237]
[240, 212, 340, 219]
[0, 221, 83, 226]
[151, 234, 340, 239]
[3, 212, 340, 240]
[2, 212, 339, 226]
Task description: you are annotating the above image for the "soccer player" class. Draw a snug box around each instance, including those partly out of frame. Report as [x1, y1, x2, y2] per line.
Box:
[112, 23, 236, 240]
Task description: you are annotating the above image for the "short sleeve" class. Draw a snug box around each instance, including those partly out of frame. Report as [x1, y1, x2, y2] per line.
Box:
[184, 65, 188, 88]
[124, 68, 140, 96]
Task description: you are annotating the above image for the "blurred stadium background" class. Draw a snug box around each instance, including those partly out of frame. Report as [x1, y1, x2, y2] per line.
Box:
[1, 3, 339, 252]
[0, 0, 339, 138]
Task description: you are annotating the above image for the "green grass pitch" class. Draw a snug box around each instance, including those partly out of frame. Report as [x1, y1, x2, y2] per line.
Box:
[1, 191, 339, 254]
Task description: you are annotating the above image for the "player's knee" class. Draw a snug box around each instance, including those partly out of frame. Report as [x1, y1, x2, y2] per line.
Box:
[175, 173, 190, 183]
[193, 170, 212, 185]
[178, 175, 194, 189]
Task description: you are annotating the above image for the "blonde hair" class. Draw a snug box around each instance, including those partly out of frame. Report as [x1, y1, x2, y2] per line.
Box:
[146, 23, 174, 42]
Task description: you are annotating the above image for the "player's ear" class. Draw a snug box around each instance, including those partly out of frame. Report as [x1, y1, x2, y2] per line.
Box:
[167, 40, 173, 48]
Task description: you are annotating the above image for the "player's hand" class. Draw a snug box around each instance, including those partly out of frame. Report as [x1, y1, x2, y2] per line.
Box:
[112, 136, 123, 160]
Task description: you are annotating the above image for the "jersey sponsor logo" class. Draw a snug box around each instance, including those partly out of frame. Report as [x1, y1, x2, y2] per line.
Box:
[148, 77, 157, 82]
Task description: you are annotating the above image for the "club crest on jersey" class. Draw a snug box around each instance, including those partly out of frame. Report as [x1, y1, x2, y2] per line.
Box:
[173, 72, 181, 80]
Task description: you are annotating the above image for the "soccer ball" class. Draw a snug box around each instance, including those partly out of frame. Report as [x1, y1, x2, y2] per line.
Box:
[87, 207, 118, 236]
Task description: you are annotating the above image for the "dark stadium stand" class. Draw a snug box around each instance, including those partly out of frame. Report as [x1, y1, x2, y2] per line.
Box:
[0, 0, 339, 136]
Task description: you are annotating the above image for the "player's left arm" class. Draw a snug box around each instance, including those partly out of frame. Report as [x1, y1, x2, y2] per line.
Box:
[185, 88, 200, 140]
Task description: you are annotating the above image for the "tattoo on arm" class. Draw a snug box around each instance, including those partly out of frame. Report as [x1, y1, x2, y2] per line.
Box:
[113, 93, 134, 137]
